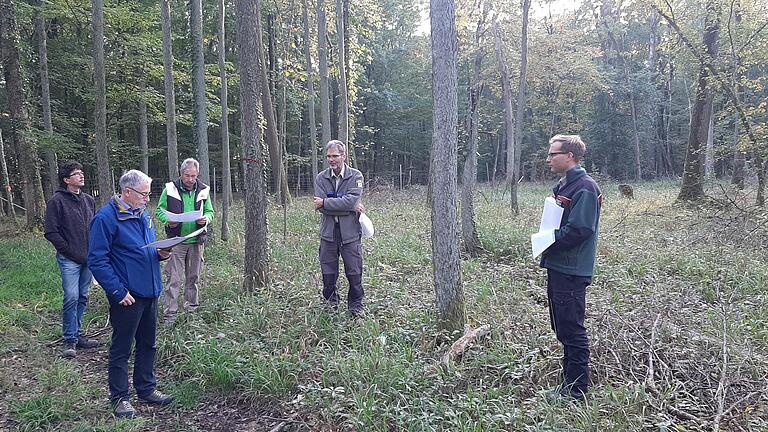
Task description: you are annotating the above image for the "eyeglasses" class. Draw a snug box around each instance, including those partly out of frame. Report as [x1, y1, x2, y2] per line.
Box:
[127, 187, 151, 199]
[327, 154, 343, 159]
[547, 152, 570, 158]
[66, 171, 84, 177]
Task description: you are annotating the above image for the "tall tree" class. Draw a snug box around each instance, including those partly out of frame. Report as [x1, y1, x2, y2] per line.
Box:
[303, 0, 319, 175]
[335, 0, 350, 147]
[511, 0, 531, 213]
[138, 79, 149, 173]
[1, 0, 45, 227]
[678, 0, 720, 201]
[161, 0, 179, 178]
[219, 0, 232, 241]
[0, 130, 17, 223]
[190, 0, 210, 183]
[90, 0, 111, 205]
[430, 0, 465, 335]
[237, 0, 270, 289]
[317, 0, 331, 146]
[33, 0, 56, 198]
[493, 20, 515, 213]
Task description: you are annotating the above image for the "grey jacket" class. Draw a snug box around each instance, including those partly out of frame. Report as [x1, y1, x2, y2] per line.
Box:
[314, 164, 364, 244]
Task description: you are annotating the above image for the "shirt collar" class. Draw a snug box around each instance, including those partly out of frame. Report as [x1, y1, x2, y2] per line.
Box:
[331, 164, 346, 179]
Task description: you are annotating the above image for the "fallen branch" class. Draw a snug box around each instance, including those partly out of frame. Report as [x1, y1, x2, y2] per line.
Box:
[441, 324, 491, 367]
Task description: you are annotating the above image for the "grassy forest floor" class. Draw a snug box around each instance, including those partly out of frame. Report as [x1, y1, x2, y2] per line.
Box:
[0, 181, 767, 431]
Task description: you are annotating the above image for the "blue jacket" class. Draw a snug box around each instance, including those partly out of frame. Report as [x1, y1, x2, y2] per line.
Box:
[88, 196, 164, 304]
[540, 165, 603, 277]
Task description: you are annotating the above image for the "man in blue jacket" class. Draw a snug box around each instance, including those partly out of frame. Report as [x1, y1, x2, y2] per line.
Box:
[540, 134, 603, 400]
[88, 170, 174, 418]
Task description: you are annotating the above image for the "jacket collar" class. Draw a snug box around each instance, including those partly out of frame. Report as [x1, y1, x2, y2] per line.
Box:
[322, 164, 350, 180]
[111, 195, 144, 221]
[554, 165, 587, 194]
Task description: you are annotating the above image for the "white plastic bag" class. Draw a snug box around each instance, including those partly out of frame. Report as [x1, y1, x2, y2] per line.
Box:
[359, 213, 374, 239]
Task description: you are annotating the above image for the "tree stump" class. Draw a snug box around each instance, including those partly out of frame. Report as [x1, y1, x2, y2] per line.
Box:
[618, 183, 634, 199]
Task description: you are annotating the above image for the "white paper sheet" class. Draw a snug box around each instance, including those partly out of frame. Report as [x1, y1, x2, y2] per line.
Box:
[359, 213, 375, 239]
[531, 229, 555, 259]
[162, 207, 203, 223]
[531, 197, 564, 259]
[142, 226, 207, 250]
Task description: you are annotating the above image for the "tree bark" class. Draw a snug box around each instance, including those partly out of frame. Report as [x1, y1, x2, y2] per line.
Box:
[34, 0, 56, 199]
[512, 0, 530, 213]
[493, 21, 515, 210]
[430, 0, 465, 336]
[138, 79, 149, 174]
[317, 0, 331, 146]
[705, 108, 715, 179]
[335, 0, 350, 154]
[219, 0, 231, 241]
[0, 130, 18, 223]
[190, 0, 210, 183]
[161, 0, 179, 178]
[303, 0, 319, 175]
[90, 0, 112, 205]
[237, 0, 270, 289]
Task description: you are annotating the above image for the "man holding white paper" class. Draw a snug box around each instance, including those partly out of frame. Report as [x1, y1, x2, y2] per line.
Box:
[540, 134, 603, 400]
[155, 158, 214, 325]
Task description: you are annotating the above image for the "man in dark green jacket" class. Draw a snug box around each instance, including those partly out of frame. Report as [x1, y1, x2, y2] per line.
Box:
[540, 134, 603, 400]
[155, 158, 214, 325]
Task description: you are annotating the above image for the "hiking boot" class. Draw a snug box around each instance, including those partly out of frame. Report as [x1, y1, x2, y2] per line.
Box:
[349, 307, 364, 319]
[113, 399, 136, 418]
[76, 336, 99, 349]
[138, 389, 175, 406]
[61, 342, 76, 358]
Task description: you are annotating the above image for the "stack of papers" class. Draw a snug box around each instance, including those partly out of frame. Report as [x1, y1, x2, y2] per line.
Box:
[531, 197, 563, 259]
[142, 226, 207, 250]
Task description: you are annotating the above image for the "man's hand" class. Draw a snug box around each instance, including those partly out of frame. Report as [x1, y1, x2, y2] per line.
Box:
[355, 202, 366, 214]
[313, 197, 324, 209]
[158, 249, 171, 259]
[119, 292, 135, 306]
[168, 222, 179, 228]
[196, 217, 208, 225]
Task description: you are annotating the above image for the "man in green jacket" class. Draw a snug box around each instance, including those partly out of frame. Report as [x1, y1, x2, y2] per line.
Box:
[155, 158, 214, 325]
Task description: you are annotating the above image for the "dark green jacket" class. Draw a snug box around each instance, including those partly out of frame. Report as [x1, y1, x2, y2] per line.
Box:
[540, 165, 603, 277]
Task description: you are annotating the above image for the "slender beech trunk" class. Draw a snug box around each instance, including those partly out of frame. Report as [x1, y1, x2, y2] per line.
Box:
[493, 21, 515, 205]
[138, 79, 149, 173]
[219, 0, 231, 240]
[335, 0, 350, 152]
[34, 0, 56, 198]
[511, 0, 530, 213]
[90, 0, 112, 205]
[190, 0, 210, 182]
[303, 0, 319, 175]
[317, 0, 331, 146]
[161, 0, 179, 178]
[430, 0, 465, 336]
[0, 130, 17, 223]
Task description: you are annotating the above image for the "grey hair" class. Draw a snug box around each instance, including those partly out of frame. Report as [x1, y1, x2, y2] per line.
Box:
[180, 158, 200, 174]
[119, 169, 152, 191]
[325, 140, 346, 154]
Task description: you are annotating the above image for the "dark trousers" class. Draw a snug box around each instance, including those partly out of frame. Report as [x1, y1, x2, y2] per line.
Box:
[547, 269, 590, 395]
[319, 224, 364, 309]
[108, 296, 158, 403]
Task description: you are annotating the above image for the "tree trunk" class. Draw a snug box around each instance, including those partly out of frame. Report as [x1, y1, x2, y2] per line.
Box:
[0, 130, 18, 223]
[335, 0, 350, 154]
[138, 79, 149, 174]
[677, 0, 719, 202]
[511, 0, 530, 213]
[303, 0, 319, 175]
[629, 90, 642, 180]
[704, 107, 715, 179]
[461, 9, 485, 257]
[34, 0, 56, 199]
[237, 0, 270, 289]
[90, 0, 112, 205]
[430, 0, 465, 336]
[161, 0, 179, 178]
[190, 0, 210, 183]
[493, 21, 515, 211]
[729, 5, 745, 188]
[219, 0, 231, 241]
[317, 0, 331, 146]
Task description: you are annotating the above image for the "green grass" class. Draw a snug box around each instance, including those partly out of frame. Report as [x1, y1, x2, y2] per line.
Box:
[1, 181, 767, 430]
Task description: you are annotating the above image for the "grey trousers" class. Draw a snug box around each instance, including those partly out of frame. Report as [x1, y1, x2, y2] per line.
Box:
[319, 224, 364, 309]
[162, 243, 204, 319]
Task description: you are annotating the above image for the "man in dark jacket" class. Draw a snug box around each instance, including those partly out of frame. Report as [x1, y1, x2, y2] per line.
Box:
[88, 170, 174, 418]
[540, 134, 603, 400]
[314, 140, 365, 316]
[44, 161, 99, 358]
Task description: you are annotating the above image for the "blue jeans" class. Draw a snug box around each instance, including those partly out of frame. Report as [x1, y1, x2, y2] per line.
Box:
[56, 254, 92, 343]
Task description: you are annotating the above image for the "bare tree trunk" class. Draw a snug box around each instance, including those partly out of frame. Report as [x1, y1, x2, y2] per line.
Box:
[677, 0, 719, 202]
[731, 119, 744, 188]
[303, 0, 319, 175]
[161, 0, 179, 178]
[90, 0, 112, 205]
[0, 130, 18, 223]
[430, 0, 465, 336]
[705, 107, 715, 178]
[629, 90, 642, 180]
[237, 0, 270, 289]
[511, 0, 530, 213]
[493, 21, 515, 211]
[335, 0, 350, 155]
[33, 0, 56, 198]
[190, 0, 210, 183]
[219, 0, 231, 241]
[317, 0, 331, 146]
[729, 4, 745, 188]
[138, 79, 149, 174]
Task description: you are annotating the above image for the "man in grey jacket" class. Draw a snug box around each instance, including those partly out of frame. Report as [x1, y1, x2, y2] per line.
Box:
[313, 140, 365, 316]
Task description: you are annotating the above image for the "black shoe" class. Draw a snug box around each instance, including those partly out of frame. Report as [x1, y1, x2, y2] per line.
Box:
[349, 306, 364, 319]
[113, 399, 136, 418]
[61, 342, 76, 358]
[76, 336, 99, 349]
[138, 389, 175, 406]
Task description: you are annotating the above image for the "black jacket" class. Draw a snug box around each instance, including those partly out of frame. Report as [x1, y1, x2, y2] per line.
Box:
[44, 189, 96, 264]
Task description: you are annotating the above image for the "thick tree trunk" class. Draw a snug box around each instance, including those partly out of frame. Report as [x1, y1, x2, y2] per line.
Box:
[317, 0, 331, 146]
[34, 0, 56, 199]
[161, 0, 179, 178]
[90, 0, 112, 205]
[138, 79, 149, 174]
[219, 0, 231, 241]
[678, 1, 719, 202]
[430, 0, 465, 336]
[335, 0, 350, 155]
[511, 0, 530, 213]
[303, 0, 319, 175]
[190, 0, 210, 183]
[493, 21, 515, 211]
[237, 0, 270, 289]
